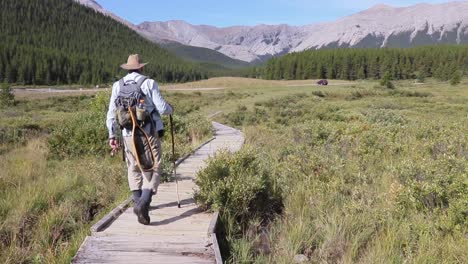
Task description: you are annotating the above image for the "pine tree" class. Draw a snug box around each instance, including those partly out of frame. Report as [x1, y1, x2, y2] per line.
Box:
[380, 72, 395, 89]
[263, 46, 467, 81]
[0, 0, 208, 85]
[450, 71, 462, 86]
[0, 82, 14, 108]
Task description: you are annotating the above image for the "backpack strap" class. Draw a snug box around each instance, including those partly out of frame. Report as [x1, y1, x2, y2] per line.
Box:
[136, 75, 148, 89]
[119, 78, 125, 89]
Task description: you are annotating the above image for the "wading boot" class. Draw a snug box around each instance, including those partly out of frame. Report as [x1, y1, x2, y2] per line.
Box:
[132, 190, 142, 215]
[136, 189, 152, 225]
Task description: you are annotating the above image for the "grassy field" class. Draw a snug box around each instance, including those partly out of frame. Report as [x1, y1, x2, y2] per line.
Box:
[193, 78, 467, 263]
[1, 77, 467, 263]
[0, 90, 213, 263]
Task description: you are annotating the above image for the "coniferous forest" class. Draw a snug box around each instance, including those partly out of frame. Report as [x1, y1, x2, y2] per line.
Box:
[260, 46, 468, 81]
[0, 0, 207, 85]
[3, 0, 468, 86]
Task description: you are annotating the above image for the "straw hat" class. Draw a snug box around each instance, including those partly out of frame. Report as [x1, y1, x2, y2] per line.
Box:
[120, 54, 148, 70]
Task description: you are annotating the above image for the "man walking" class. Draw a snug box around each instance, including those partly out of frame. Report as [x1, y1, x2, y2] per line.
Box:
[106, 54, 173, 225]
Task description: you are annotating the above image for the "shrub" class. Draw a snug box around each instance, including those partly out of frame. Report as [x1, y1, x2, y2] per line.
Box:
[346, 90, 376, 100]
[48, 111, 108, 159]
[312, 90, 327, 98]
[195, 147, 282, 224]
[380, 72, 395, 89]
[416, 71, 426, 83]
[0, 83, 14, 108]
[389, 90, 432, 98]
[47, 92, 110, 158]
[450, 71, 462, 86]
[364, 109, 407, 126]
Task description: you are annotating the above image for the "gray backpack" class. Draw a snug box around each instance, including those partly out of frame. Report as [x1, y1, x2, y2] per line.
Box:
[114, 76, 149, 129]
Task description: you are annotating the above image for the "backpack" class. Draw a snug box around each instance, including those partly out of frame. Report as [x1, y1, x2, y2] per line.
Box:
[114, 76, 150, 130]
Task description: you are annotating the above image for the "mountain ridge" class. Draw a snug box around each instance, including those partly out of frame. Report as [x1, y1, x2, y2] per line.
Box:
[0, 0, 205, 85]
[137, 1, 468, 62]
[74, 0, 253, 68]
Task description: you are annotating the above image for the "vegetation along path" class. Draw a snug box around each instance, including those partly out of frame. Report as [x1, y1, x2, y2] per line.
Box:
[73, 122, 244, 264]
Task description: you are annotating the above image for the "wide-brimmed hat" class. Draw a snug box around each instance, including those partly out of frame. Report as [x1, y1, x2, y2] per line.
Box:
[120, 54, 148, 70]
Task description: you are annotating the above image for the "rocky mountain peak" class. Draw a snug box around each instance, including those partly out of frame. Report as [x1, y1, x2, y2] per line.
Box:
[74, 1, 468, 63]
[75, 0, 103, 11]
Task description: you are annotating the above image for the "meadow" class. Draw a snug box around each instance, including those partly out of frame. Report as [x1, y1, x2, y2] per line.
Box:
[0, 89, 213, 263]
[194, 78, 467, 263]
[1, 77, 466, 263]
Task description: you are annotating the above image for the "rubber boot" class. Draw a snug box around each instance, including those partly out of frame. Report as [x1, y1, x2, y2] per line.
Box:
[136, 189, 152, 225]
[132, 190, 142, 215]
[140, 189, 153, 205]
[132, 190, 142, 204]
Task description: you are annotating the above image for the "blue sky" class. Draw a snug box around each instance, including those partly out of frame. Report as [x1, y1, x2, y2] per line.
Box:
[96, 0, 454, 27]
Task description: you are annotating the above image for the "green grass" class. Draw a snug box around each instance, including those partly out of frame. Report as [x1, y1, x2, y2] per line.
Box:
[0, 90, 214, 263]
[0, 140, 128, 263]
[195, 78, 468, 263]
[1, 77, 467, 263]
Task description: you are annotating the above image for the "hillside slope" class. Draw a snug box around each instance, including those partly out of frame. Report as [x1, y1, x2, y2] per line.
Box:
[75, 0, 252, 69]
[0, 0, 206, 85]
[159, 40, 251, 69]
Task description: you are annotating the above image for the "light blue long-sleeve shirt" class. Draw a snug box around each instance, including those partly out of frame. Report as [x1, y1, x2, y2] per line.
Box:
[106, 72, 173, 138]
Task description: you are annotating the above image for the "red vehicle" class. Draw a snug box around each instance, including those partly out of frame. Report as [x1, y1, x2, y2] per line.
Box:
[317, 79, 328, 85]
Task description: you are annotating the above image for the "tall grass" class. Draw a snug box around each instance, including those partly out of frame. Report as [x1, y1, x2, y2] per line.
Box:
[0, 139, 128, 263]
[0, 90, 214, 263]
[198, 81, 467, 263]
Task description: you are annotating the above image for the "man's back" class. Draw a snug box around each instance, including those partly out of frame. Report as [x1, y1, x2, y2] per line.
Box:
[107, 72, 172, 138]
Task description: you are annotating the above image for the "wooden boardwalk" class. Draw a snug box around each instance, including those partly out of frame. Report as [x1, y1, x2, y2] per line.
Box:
[73, 122, 244, 264]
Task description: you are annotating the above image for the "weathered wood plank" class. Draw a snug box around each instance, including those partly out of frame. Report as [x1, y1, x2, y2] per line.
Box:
[73, 122, 244, 264]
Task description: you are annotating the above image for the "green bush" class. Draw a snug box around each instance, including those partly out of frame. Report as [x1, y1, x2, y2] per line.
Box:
[346, 89, 376, 100]
[416, 71, 426, 83]
[390, 90, 432, 97]
[48, 111, 108, 159]
[450, 71, 462, 86]
[380, 72, 395, 89]
[312, 90, 327, 98]
[195, 147, 282, 224]
[0, 83, 14, 108]
[47, 92, 109, 159]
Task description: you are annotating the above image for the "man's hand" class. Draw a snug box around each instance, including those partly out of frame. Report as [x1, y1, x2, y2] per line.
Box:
[109, 138, 119, 150]
[109, 138, 120, 157]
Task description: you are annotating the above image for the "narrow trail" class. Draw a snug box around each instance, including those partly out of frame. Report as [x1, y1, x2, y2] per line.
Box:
[73, 122, 244, 264]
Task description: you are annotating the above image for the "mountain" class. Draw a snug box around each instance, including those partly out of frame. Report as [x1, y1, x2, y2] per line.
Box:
[74, 0, 252, 69]
[75, 0, 138, 31]
[137, 21, 299, 63]
[159, 40, 251, 69]
[0, 0, 206, 85]
[138, 1, 468, 62]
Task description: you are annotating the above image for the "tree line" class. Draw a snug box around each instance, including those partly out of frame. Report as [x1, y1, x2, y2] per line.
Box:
[254, 46, 468, 81]
[0, 0, 207, 85]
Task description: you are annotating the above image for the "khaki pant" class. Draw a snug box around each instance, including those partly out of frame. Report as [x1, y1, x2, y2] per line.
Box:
[123, 132, 161, 194]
